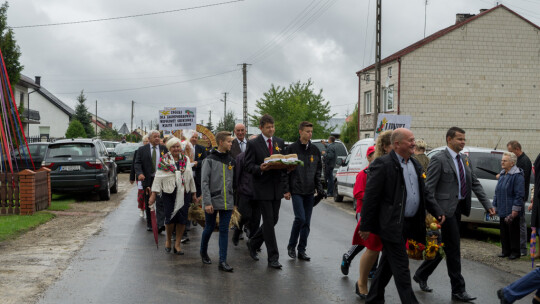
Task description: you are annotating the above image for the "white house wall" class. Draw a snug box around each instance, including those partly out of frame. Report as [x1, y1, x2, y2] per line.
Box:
[28, 93, 70, 138]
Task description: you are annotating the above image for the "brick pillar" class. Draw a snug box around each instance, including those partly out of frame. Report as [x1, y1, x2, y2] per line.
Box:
[18, 169, 36, 215]
[37, 167, 51, 207]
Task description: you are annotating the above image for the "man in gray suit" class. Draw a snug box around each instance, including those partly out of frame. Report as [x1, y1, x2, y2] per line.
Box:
[413, 127, 496, 302]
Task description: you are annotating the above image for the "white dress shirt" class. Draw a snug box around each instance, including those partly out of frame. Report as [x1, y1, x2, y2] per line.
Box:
[446, 147, 466, 200]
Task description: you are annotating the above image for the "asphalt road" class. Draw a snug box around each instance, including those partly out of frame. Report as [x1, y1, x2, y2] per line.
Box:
[39, 188, 534, 304]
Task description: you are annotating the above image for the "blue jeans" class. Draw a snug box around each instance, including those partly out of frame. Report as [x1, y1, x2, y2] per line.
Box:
[288, 194, 314, 253]
[325, 166, 334, 195]
[200, 210, 232, 263]
[503, 268, 540, 303]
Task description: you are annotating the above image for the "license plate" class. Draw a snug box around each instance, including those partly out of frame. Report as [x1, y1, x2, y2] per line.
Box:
[484, 213, 500, 222]
[60, 165, 80, 171]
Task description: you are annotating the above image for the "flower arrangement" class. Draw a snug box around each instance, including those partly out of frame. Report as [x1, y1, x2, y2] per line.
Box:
[406, 239, 426, 260]
[424, 239, 444, 260]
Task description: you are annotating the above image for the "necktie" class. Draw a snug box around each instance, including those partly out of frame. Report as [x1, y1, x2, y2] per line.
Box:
[240, 141, 245, 153]
[267, 138, 273, 155]
[456, 154, 467, 198]
[151, 146, 157, 173]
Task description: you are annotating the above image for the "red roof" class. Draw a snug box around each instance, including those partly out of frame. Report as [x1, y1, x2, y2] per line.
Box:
[356, 5, 540, 74]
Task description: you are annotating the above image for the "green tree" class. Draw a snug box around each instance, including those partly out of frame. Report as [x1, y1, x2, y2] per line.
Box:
[99, 127, 121, 141]
[205, 112, 214, 133]
[0, 2, 23, 86]
[340, 104, 359, 150]
[216, 110, 236, 132]
[65, 119, 87, 138]
[74, 90, 95, 138]
[250, 79, 335, 142]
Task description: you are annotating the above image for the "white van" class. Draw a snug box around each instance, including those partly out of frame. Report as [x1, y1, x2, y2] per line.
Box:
[334, 138, 375, 202]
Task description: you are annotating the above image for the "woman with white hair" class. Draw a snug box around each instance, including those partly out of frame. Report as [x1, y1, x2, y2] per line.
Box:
[493, 151, 525, 260]
[148, 136, 197, 255]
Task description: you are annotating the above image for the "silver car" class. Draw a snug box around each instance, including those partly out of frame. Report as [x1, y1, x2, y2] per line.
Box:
[427, 146, 533, 228]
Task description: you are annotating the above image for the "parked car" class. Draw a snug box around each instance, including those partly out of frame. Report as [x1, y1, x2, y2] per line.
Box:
[13, 142, 49, 171]
[42, 138, 118, 200]
[103, 141, 120, 154]
[311, 139, 349, 188]
[334, 138, 375, 203]
[114, 142, 142, 172]
[427, 146, 533, 228]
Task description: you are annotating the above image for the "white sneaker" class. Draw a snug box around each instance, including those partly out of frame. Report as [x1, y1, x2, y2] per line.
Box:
[140, 210, 144, 218]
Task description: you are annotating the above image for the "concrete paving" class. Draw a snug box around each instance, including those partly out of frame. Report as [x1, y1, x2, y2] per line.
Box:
[39, 188, 534, 303]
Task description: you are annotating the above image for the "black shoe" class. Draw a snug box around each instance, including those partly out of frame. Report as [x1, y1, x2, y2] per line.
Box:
[181, 237, 190, 244]
[201, 253, 212, 264]
[287, 246, 296, 259]
[298, 252, 311, 261]
[497, 289, 509, 304]
[355, 282, 367, 299]
[246, 240, 259, 261]
[218, 261, 234, 272]
[508, 254, 520, 260]
[413, 275, 433, 292]
[232, 229, 241, 246]
[268, 261, 282, 269]
[158, 226, 165, 234]
[165, 246, 172, 253]
[146, 227, 152, 232]
[341, 254, 351, 275]
[498, 253, 509, 258]
[173, 247, 184, 255]
[451, 291, 477, 302]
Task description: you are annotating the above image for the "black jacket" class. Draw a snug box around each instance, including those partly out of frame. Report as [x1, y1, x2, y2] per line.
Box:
[284, 139, 323, 195]
[235, 152, 253, 198]
[324, 142, 337, 168]
[129, 149, 138, 182]
[360, 150, 443, 243]
[134, 144, 168, 188]
[517, 152, 532, 202]
[244, 134, 286, 201]
[192, 144, 208, 194]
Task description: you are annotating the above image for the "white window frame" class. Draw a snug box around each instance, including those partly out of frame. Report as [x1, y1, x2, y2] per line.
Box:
[388, 67, 392, 77]
[364, 91, 372, 114]
[384, 85, 394, 112]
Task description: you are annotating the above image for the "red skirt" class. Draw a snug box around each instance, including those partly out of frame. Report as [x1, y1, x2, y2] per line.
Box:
[137, 189, 145, 210]
[352, 218, 383, 251]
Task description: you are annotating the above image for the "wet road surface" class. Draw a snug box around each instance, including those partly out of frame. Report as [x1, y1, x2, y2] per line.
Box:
[39, 188, 534, 303]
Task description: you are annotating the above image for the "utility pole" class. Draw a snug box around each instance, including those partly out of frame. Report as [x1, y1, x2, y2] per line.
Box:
[141, 120, 143, 133]
[238, 63, 251, 133]
[131, 100, 134, 133]
[373, 0, 382, 132]
[221, 92, 228, 124]
[95, 100, 98, 137]
[424, 0, 428, 38]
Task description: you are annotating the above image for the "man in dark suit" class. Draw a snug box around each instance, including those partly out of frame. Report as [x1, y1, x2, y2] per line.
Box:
[359, 128, 445, 304]
[230, 123, 247, 159]
[189, 131, 207, 197]
[245, 114, 286, 269]
[413, 127, 495, 302]
[134, 130, 168, 231]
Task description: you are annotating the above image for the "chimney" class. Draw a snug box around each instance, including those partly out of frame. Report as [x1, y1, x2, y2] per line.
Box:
[479, 9, 488, 13]
[35, 76, 41, 86]
[455, 13, 475, 24]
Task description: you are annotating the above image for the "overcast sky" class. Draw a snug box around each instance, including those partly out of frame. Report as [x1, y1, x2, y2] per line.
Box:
[8, 0, 540, 131]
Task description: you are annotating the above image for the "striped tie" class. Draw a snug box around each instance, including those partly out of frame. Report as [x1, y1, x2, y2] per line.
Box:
[456, 154, 467, 198]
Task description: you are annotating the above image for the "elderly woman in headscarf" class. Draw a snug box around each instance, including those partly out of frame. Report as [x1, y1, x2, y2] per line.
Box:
[493, 151, 525, 260]
[148, 136, 197, 255]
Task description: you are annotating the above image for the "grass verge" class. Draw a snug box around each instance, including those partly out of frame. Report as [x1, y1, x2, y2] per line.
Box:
[48, 194, 76, 211]
[0, 212, 55, 242]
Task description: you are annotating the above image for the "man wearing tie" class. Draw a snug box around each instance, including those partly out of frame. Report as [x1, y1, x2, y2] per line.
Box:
[244, 114, 286, 269]
[413, 127, 495, 302]
[230, 123, 247, 159]
[134, 130, 168, 231]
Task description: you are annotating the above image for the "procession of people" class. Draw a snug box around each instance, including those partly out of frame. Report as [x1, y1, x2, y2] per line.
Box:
[129, 120, 540, 303]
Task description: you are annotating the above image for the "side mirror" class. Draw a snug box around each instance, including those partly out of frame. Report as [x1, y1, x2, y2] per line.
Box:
[340, 158, 346, 166]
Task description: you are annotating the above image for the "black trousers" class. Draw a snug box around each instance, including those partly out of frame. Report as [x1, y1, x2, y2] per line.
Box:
[500, 216, 520, 257]
[250, 199, 281, 262]
[366, 237, 418, 304]
[415, 203, 466, 294]
[238, 194, 261, 238]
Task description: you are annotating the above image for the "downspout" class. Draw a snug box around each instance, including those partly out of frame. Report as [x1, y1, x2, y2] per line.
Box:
[397, 57, 402, 114]
[357, 73, 361, 140]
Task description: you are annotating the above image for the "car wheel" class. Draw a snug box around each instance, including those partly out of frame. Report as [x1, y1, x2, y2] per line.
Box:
[110, 171, 118, 194]
[99, 180, 111, 201]
[333, 181, 343, 202]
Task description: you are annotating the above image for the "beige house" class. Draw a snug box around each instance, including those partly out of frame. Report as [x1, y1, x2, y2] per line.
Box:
[357, 5, 540, 153]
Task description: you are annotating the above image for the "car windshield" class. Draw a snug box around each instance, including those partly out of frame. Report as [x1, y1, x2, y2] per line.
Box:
[47, 143, 95, 158]
[468, 152, 503, 181]
[313, 142, 348, 157]
[15, 144, 48, 158]
[115, 144, 140, 154]
[103, 142, 118, 149]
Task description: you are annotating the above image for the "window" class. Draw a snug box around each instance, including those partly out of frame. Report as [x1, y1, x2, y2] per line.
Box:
[364, 91, 372, 114]
[388, 67, 392, 77]
[384, 85, 394, 112]
[20, 92, 24, 107]
[365, 73, 370, 83]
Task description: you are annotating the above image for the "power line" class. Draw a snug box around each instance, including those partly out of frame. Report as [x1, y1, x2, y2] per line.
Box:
[55, 69, 239, 94]
[12, 0, 245, 29]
